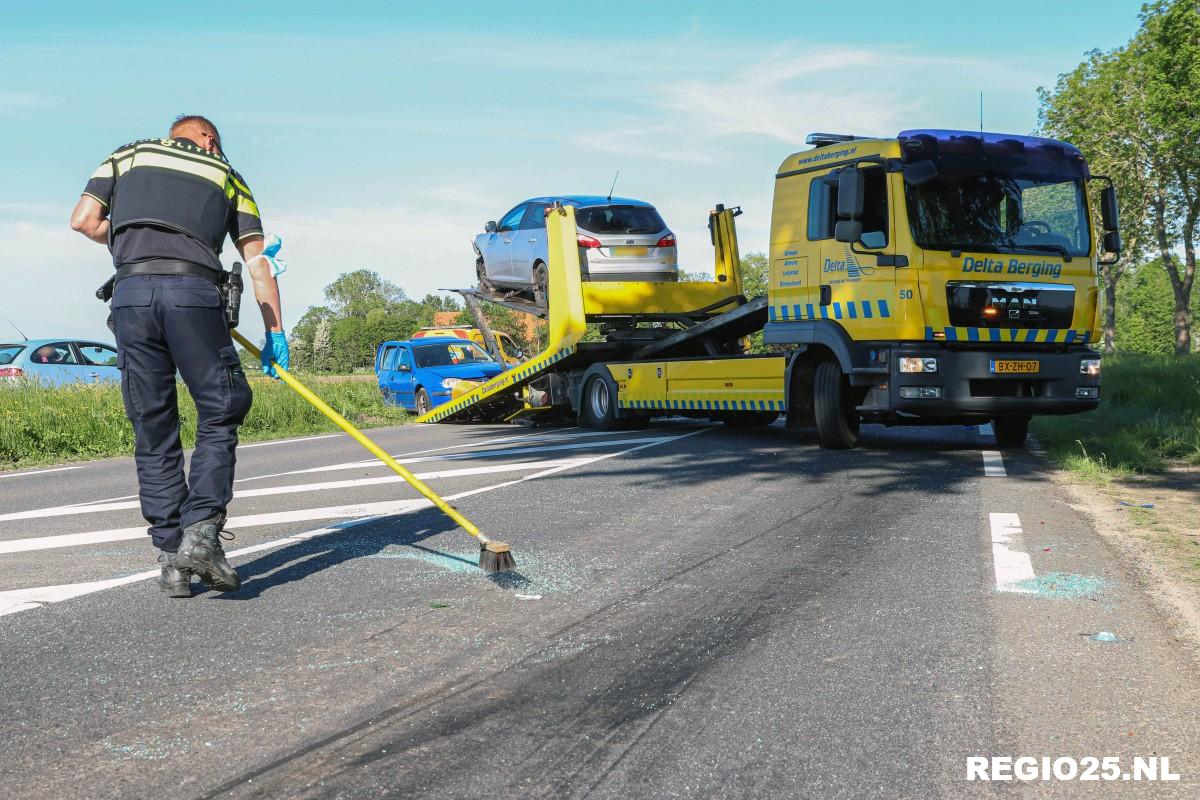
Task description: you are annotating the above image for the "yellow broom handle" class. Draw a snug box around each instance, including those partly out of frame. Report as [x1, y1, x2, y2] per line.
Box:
[230, 329, 489, 543]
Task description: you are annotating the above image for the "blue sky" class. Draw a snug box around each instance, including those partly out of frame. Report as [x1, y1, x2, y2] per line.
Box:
[1, 0, 1143, 342]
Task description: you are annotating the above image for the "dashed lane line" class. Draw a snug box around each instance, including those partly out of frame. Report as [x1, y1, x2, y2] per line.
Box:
[990, 512, 1036, 593]
[982, 451, 1007, 477]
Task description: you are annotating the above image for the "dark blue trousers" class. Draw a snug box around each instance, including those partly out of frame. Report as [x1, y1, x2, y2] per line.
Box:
[112, 275, 253, 552]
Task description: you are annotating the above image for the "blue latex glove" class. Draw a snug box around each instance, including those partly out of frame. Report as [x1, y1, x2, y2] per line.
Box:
[261, 331, 289, 379]
[254, 233, 288, 277]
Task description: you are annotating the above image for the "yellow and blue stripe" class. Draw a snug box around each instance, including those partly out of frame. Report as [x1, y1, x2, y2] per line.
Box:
[619, 398, 785, 412]
[923, 327, 1092, 344]
[417, 346, 576, 423]
[769, 299, 891, 322]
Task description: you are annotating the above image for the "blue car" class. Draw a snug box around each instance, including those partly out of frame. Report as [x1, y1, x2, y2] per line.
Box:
[376, 337, 504, 415]
[0, 338, 121, 385]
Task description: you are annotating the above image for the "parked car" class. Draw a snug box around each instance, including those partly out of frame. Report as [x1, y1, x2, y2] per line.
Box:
[473, 195, 679, 302]
[411, 326, 524, 367]
[0, 338, 121, 385]
[375, 337, 505, 415]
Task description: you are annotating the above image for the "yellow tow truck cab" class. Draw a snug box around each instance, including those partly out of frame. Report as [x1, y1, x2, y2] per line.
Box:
[764, 130, 1113, 445]
[417, 129, 1116, 450]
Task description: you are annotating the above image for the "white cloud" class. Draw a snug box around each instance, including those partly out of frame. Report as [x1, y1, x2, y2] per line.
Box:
[0, 92, 52, 116]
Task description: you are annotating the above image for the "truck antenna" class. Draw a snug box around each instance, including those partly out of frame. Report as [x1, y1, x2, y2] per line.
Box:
[979, 91, 984, 132]
[7, 319, 27, 341]
[606, 170, 620, 202]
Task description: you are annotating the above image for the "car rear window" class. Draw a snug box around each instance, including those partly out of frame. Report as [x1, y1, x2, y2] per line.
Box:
[0, 344, 25, 365]
[576, 205, 666, 235]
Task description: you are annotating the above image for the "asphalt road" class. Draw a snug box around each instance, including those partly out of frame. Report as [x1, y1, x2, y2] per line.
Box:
[1, 419, 1198, 799]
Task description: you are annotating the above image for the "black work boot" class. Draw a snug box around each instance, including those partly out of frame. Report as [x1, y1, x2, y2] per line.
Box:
[175, 516, 240, 592]
[158, 551, 193, 598]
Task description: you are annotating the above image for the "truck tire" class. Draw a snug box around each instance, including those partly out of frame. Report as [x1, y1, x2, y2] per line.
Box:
[579, 374, 619, 430]
[415, 388, 432, 416]
[813, 360, 859, 449]
[992, 416, 1030, 449]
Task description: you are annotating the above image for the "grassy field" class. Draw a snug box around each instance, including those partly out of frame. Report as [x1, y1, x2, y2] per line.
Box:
[0, 375, 407, 470]
[1031, 354, 1200, 478]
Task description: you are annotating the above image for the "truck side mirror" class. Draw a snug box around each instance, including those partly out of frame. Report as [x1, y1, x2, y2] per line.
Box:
[834, 219, 863, 243]
[1103, 230, 1121, 258]
[485, 220, 498, 234]
[837, 167, 865, 219]
[1100, 185, 1119, 232]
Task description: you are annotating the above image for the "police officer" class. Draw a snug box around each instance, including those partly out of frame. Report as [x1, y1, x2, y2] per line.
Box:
[69, 115, 289, 598]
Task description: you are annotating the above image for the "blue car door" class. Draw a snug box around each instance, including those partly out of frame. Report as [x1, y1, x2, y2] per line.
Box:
[509, 203, 550, 285]
[393, 346, 417, 410]
[75, 342, 121, 383]
[377, 344, 398, 402]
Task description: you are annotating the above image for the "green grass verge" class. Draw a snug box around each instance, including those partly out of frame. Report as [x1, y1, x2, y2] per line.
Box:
[0, 376, 407, 470]
[1031, 354, 1200, 478]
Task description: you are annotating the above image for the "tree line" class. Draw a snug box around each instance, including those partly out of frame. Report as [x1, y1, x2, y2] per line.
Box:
[1038, 0, 1199, 355]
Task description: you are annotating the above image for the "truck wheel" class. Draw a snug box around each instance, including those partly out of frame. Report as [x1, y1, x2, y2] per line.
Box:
[579, 374, 618, 430]
[813, 360, 860, 449]
[415, 388, 432, 416]
[992, 416, 1030, 449]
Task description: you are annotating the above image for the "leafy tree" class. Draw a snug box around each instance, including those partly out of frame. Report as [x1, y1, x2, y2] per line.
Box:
[1116, 261, 1176, 353]
[324, 270, 406, 318]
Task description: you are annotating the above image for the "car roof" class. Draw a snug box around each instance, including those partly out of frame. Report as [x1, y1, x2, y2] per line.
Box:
[4, 338, 115, 348]
[522, 195, 655, 208]
[384, 337, 478, 347]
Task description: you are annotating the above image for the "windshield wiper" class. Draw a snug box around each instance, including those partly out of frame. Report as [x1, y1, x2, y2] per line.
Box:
[1018, 243, 1073, 261]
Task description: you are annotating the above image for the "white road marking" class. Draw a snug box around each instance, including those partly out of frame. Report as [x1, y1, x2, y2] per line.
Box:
[238, 434, 341, 449]
[990, 512, 1036, 593]
[234, 435, 679, 482]
[982, 450, 1007, 477]
[0, 465, 82, 480]
[0, 458, 587, 523]
[0, 429, 707, 565]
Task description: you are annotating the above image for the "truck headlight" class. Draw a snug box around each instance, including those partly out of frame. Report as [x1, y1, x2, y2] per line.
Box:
[899, 357, 938, 373]
[441, 377, 463, 389]
[1080, 358, 1101, 378]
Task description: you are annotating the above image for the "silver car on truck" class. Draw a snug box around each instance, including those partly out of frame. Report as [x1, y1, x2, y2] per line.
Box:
[473, 195, 679, 302]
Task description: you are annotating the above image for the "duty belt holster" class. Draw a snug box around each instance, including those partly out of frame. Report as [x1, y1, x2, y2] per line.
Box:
[95, 260, 244, 329]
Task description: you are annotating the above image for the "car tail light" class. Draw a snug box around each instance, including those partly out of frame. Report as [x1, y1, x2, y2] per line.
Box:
[0, 367, 25, 378]
[577, 234, 602, 248]
[655, 233, 676, 248]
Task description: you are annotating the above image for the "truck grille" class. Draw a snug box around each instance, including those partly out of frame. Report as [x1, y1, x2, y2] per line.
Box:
[947, 282, 1074, 329]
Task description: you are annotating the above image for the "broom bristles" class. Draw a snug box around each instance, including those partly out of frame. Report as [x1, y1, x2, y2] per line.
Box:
[479, 540, 516, 573]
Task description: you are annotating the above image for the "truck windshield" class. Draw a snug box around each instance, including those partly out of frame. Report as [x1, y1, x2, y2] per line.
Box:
[899, 130, 1091, 258]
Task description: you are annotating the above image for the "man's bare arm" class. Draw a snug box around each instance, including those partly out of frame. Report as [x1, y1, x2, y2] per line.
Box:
[236, 235, 284, 332]
[69, 195, 109, 244]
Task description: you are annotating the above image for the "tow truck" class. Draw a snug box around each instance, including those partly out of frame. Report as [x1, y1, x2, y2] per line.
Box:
[418, 129, 1116, 449]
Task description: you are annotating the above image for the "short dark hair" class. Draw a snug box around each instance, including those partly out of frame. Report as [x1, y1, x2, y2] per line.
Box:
[170, 114, 221, 147]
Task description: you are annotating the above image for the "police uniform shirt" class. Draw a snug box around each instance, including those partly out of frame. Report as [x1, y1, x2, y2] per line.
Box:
[82, 137, 263, 271]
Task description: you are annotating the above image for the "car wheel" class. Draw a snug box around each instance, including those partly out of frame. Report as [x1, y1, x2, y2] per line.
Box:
[813, 360, 860, 449]
[476, 256, 493, 291]
[415, 388, 432, 416]
[579, 374, 618, 430]
[533, 263, 548, 307]
[992, 416, 1030, 449]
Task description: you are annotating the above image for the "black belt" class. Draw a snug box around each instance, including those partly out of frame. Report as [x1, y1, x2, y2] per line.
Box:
[115, 260, 222, 285]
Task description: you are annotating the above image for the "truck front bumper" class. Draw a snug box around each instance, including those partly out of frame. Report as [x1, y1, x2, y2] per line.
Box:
[876, 346, 1100, 419]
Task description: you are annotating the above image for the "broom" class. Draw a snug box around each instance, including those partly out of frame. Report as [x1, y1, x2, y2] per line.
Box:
[230, 329, 516, 573]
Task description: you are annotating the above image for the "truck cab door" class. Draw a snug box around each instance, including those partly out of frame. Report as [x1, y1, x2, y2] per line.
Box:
[823, 165, 900, 332]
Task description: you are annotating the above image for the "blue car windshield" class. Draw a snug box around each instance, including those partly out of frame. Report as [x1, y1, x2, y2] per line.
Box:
[413, 342, 494, 368]
[899, 130, 1092, 258]
[0, 344, 25, 365]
